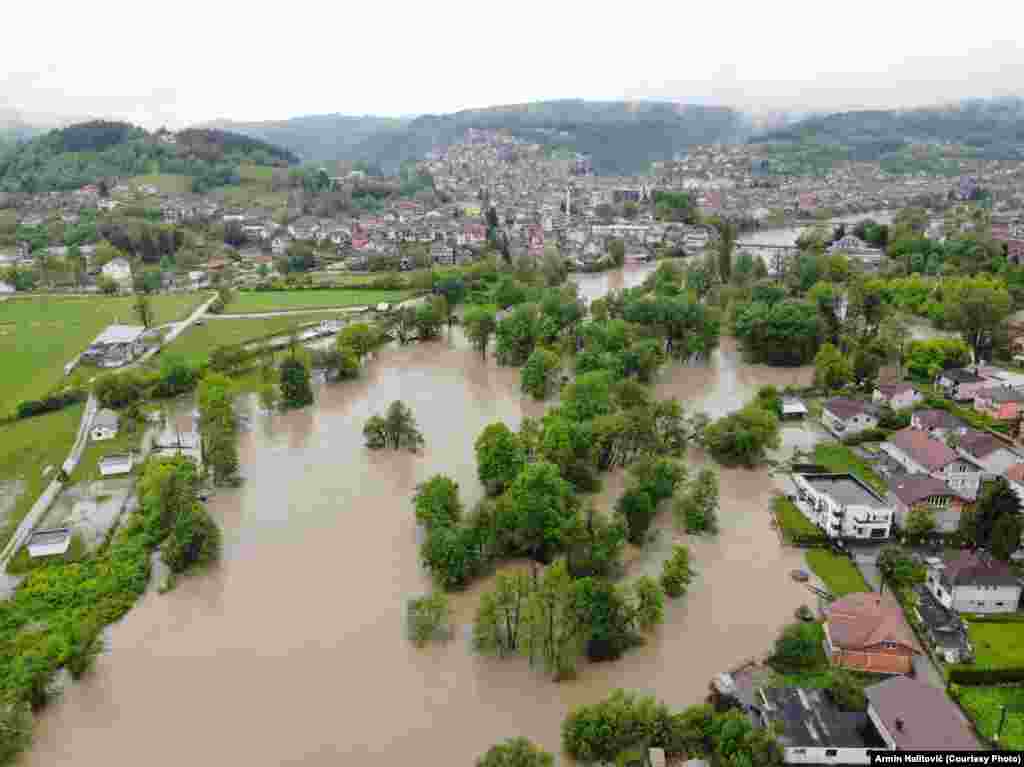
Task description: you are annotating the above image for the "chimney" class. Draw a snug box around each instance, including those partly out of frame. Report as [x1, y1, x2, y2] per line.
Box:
[895, 717, 904, 732]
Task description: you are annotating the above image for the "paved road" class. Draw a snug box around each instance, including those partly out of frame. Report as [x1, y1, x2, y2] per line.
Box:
[135, 293, 218, 365]
[0, 393, 98, 579]
[209, 306, 369, 320]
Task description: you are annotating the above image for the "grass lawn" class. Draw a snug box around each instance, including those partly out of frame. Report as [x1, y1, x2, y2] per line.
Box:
[958, 686, 1024, 749]
[127, 174, 192, 195]
[67, 426, 146, 485]
[163, 313, 335, 365]
[0, 403, 85, 551]
[806, 549, 871, 597]
[813, 443, 887, 495]
[773, 494, 823, 542]
[0, 293, 207, 414]
[967, 622, 1024, 669]
[224, 289, 413, 314]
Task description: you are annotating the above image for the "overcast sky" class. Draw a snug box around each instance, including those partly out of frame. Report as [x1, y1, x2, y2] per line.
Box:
[3, 0, 1022, 128]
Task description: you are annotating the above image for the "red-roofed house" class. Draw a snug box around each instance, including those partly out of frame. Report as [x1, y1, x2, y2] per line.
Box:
[872, 383, 922, 411]
[822, 398, 879, 437]
[881, 428, 984, 497]
[973, 386, 1024, 421]
[886, 474, 969, 533]
[824, 593, 920, 674]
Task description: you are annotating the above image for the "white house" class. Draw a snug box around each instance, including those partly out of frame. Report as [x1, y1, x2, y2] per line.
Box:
[99, 453, 134, 477]
[102, 257, 133, 287]
[754, 687, 871, 766]
[880, 428, 984, 498]
[91, 409, 120, 441]
[0, 281, 15, 294]
[791, 473, 893, 540]
[926, 550, 1022, 614]
[26, 528, 73, 558]
[871, 383, 922, 411]
[957, 429, 1024, 476]
[821, 398, 879, 438]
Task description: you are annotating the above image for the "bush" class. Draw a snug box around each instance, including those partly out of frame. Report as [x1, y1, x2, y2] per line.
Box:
[947, 667, 1024, 686]
[842, 427, 889, 445]
[617, 487, 656, 545]
[561, 690, 689, 763]
[162, 503, 222, 574]
[520, 348, 561, 399]
[406, 592, 451, 646]
[16, 389, 87, 419]
[661, 544, 695, 598]
[771, 621, 823, 670]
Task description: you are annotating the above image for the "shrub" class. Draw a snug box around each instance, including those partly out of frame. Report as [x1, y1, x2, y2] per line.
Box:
[947, 667, 1024, 686]
[661, 544, 695, 598]
[16, 389, 87, 419]
[406, 592, 452, 646]
[162, 503, 222, 574]
[771, 622, 822, 670]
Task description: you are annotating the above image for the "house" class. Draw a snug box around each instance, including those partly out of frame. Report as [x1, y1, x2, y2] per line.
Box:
[887, 474, 969, 533]
[821, 398, 879, 438]
[925, 550, 1022, 614]
[880, 428, 983, 498]
[99, 453, 134, 477]
[91, 409, 120, 441]
[81, 325, 147, 368]
[973, 386, 1024, 421]
[865, 677, 981, 751]
[791, 473, 893, 540]
[957, 429, 1023, 476]
[752, 686, 872, 765]
[937, 368, 989, 402]
[0, 281, 15, 294]
[872, 383, 922, 411]
[26, 528, 73, 558]
[823, 592, 920, 674]
[781, 397, 808, 420]
[910, 409, 966, 440]
[101, 257, 133, 288]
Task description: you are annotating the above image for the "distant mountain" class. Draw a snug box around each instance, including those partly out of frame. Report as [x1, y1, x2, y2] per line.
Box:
[201, 100, 750, 175]
[0, 120, 297, 193]
[752, 98, 1024, 160]
[202, 114, 411, 166]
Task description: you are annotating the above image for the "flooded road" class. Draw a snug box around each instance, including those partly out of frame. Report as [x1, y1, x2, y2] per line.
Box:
[25, 274, 818, 766]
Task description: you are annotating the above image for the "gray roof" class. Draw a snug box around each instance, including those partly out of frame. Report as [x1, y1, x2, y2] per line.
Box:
[801, 473, 888, 509]
[823, 397, 878, 421]
[28, 528, 72, 547]
[94, 409, 120, 430]
[758, 687, 868, 749]
[92, 324, 146, 345]
[865, 677, 980, 751]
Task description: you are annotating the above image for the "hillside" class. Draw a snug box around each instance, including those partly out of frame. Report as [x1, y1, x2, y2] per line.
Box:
[753, 98, 1024, 163]
[0, 120, 297, 193]
[203, 100, 749, 175]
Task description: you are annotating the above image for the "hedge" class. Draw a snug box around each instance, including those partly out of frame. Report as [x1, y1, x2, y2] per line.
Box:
[947, 667, 1024, 686]
[963, 613, 1024, 624]
[16, 389, 88, 419]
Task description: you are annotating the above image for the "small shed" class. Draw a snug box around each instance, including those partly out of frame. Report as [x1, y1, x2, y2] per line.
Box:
[91, 409, 120, 441]
[781, 397, 808, 420]
[99, 453, 134, 477]
[27, 528, 73, 558]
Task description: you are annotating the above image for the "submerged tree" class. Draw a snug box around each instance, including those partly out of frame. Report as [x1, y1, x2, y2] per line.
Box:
[476, 737, 553, 767]
[279, 355, 314, 409]
[364, 400, 425, 451]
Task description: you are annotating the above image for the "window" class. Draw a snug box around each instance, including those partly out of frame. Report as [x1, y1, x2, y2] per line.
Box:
[996, 602, 1005, 607]
[825, 749, 839, 758]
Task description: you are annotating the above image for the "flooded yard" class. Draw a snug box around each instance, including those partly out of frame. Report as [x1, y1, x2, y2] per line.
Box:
[25, 270, 822, 766]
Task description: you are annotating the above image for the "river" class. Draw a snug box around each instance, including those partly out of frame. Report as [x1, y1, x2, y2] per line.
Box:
[25, 266, 819, 766]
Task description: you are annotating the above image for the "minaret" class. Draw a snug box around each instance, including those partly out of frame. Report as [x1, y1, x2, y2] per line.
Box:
[565, 185, 572, 216]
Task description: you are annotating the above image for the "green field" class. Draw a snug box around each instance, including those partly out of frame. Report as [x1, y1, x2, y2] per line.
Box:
[0, 403, 85, 551]
[127, 174, 192, 195]
[967, 622, 1024, 669]
[806, 549, 871, 597]
[958, 686, 1024, 749]
[68, 425, 146, 485]
[0, 294, 208, 414]
[813, 443, 888, 495]
[225, 289, 413, 314]
[773, 494, 823, 542]
[164, 313, 339, 365]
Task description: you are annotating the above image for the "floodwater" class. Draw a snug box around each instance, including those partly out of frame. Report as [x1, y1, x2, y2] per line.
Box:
[25, 272, 818, 767]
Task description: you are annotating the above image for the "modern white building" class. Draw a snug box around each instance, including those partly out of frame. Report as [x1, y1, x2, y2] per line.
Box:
[81, 324, 147, 368]
[99, 453, 134, 477]
[791, 473, 893, 540]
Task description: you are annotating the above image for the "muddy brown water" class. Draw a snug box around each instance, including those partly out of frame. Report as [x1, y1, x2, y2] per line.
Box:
[25, 271, 819, 767]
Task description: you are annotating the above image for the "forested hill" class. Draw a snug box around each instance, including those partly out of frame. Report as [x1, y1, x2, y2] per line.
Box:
[753, 98, 1024, 160]
[0, 120, 297, 193]
[203, 100, 749, 175]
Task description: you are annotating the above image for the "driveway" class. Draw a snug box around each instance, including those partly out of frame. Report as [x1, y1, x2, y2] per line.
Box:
[846, 542, 884, 591]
